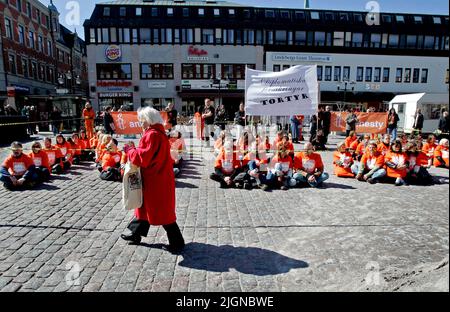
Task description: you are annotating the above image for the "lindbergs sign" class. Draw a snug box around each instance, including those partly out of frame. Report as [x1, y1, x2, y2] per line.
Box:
[245, 65, 319, 116]
[105, 45, 122, 61]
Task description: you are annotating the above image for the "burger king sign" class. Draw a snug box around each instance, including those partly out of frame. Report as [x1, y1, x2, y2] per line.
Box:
[105, 45, 122, 62]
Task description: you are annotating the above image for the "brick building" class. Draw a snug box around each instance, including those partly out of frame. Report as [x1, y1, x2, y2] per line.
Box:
[0, 0, 88, 130]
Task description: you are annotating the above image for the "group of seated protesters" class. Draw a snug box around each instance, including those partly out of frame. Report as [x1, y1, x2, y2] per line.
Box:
[210, 130, 329, 191]
[1, 128, 188, 190]
[333, 132, 449, 186]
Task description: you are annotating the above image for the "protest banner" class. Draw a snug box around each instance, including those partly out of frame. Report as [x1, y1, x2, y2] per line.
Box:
[245, 65, 319, 116]
[111, 111, 170, 135]
[331, 112, 388, 134]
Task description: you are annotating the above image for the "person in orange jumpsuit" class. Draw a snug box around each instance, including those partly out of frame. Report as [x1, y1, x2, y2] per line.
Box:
[210, 140, 243, 188]
[79, 129, 94, 161]
[82, 102, 96, 139]
[293, 142, 329, 188]
[405, 141, 433, 185]
[352, 142, 386, 184]
[28, 141, 50, 182]
[385, 140, 410, 186]
[434, 139, 449, 169]
[43, 138, 64, 174]
[1, 142, 38, 190]
[55, 134, 73, 170]
[333, 142, 355, 178]
[99, 139, 123, 181]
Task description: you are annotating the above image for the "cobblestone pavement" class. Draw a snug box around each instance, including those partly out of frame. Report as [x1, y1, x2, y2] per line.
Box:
[0, 131, 448, 292]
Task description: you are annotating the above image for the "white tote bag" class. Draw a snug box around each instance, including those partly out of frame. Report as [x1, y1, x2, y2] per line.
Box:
[122, 162, 143, 211]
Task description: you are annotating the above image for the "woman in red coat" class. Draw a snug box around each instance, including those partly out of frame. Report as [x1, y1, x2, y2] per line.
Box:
[121, 107, 185, 253]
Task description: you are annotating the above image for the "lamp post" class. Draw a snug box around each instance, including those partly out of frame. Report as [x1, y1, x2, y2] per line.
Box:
[336, 80, 356, 111]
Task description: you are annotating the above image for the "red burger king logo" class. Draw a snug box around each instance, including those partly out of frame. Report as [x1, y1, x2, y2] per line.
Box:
[105, 45, 122, 61]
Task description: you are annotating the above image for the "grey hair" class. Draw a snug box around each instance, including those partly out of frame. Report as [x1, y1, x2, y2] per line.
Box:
[137, 107, 164, 126]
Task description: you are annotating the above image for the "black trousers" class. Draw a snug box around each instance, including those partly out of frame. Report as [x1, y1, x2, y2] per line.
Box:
[127, 219, 185, 248]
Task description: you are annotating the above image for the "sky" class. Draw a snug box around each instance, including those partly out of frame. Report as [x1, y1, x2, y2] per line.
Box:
[42, 0, 449, 40]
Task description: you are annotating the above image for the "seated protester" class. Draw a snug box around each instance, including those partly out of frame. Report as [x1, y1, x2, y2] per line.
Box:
[385, 140, 409, 186]
[95, 134, 112, 168]
[238, 131, 254, 160]
[272, 131, 285, 153]
[399, 133, 409, 150]
[264, 135, 271, 153]
[422, 134, 438, 167]
[311, 129, 327, 151]
[344, 131, 358, 149]
[281, 133, 295, 158]
[90, 130, 103, 156]
[293, 142, 329, 188]
[42, 138, 64, 174]
[266, 142, 296, 191]
[333, 142, 355, 178]
[99, 139, 123, 182]
[355, 134, 371, 161]
[169, 130, 186, 177]
[79, 130, 95, 161]
[55, 134, 73, 170]
[238, 141, 270, 190]
[214, 131, 227, 156]
[28, 141, 50, 182]
[0, 142, 38, 190]
[70, 134, 83, 164]
[406, 141, 433, 185]
[433, 139, 449, 169]
[377, 134, 391, 156]
[210, 140, 242, 188]
[351, 142, 386, 184]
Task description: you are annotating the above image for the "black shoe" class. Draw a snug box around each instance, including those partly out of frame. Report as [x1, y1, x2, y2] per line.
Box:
[120, 233, 141, 245]
[367, 178, 376, 184]
[259, 184, 269, 191]
[243, 183, 252, 190]
[280, 186, 289, 191]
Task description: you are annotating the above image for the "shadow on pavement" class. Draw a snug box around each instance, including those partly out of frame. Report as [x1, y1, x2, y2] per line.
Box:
[49, 175, 71, 181]
[173, 243, 308, 276]
[35, 184, 60, 191]
[176, 181, 199, 189]
[322, 182, 357, 189]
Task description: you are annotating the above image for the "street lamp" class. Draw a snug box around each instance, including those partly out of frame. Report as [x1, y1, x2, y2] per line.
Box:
[336, 80, 356, 111]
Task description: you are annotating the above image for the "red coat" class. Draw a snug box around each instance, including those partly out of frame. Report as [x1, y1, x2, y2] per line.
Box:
[127, 124, 176, 226]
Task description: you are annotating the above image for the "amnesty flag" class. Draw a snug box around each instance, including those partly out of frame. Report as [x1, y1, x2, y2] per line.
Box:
[245, 65, 319, 116]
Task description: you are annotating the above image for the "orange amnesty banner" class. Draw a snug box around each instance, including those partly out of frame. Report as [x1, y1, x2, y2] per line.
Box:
[111, 111, 170, 135]
[331, 112, 388, 134]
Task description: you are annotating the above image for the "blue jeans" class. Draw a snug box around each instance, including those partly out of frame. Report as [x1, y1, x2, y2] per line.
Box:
[291, 121, 299, 140]
[351, 164, 387, 181]
[293, 172, 329, 188]
[388, 127, 398, 141]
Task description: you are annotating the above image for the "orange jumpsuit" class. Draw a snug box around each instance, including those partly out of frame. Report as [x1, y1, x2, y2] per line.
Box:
[83, 108, 96, 139]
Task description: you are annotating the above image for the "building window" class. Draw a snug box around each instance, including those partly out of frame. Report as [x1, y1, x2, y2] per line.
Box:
[413, 68, 420, 83]
[37, 9, 41, 24]
[5, 18, 13, 39]
[281, 10, 290, 19]
[370, 33, 381, 48]
[183, 8, 189, 17]
[352, 32, 363, 47]
[334, 66, 341, 81]
[151, 8, 158, 17]
[8, 54, 16, 75]
[388, 34, 399, 48]
[395, 68, 403, 83]
[433, 17, 442, 24]
[295, 11, 305, 20]
[181, 28, 194, 44]
[382, 68, 390, 82]
[282, 65, 290, 71]
[317, 66, 323, 81]
[140, 28, 151, 43]
[18, 25, 25, 45]
[221, 64, 248, 79]
[243, 9, 251, 19]
[167, 8, 173, 16]
[310, 11, 320, 20]
[273, 65, 281, 72]
[97, 64, 132, 80]
[110, 27, 117, 43]
[182, 64, 194, 78]
[136, 7, 142, 16]
[31, 62, 37, 79]
[382, 15, 392, 23]
[39, 64, 45, 81]
[421, 69, 428, 83]
[325, 66, 332, 81]
[174, 29, 180, 43]
[120, 7, 126, 16]
[214, 9, 220, 16]
[103, 7, 110, 16]
[354, 13, 363, 22]
[267, 30, 274, 45]
[202, 29, 214, 44]
[140, 64, 173, 79]
[28, 31, 35, 49]
[229, 9, 235, 16]
[424, 36, 434, 49]
[265, 10, 275, 18]
[38, 35, 43, 52]
[343, 66, 350, 81]
[90, 28, 96, 43]
[295, 31, 306, 45]
[275, 30, 287, 45]
[414, 16, 423, 24]
[356, 67, 363, 82]
[21, 59, 28, 78]
[314, 31, 326, 46]
[333, 31, 344, 46]
[17, 0, 22, 12]
[198, 8, 204, 16]
[27, 2, 32, 17]
[132, 29, 138, 43]
[406, 35, 417, 49]
[374, 67, 381, 82]
[404, 68, 411, 83]
[365, 67, 372, 82]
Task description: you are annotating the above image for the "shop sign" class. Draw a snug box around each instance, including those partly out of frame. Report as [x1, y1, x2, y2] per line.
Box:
[98, 92, 133, 98]
[365, 83, 381, 91]
[188, 46, 208, 56]
[105, 45, 122, 62]
[148, 82, 167, 89]
[11, 85, 30, 93]
[56, 88, 69, 94]
[97, 81, 132, 87]
[272, 54, 332, 63]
